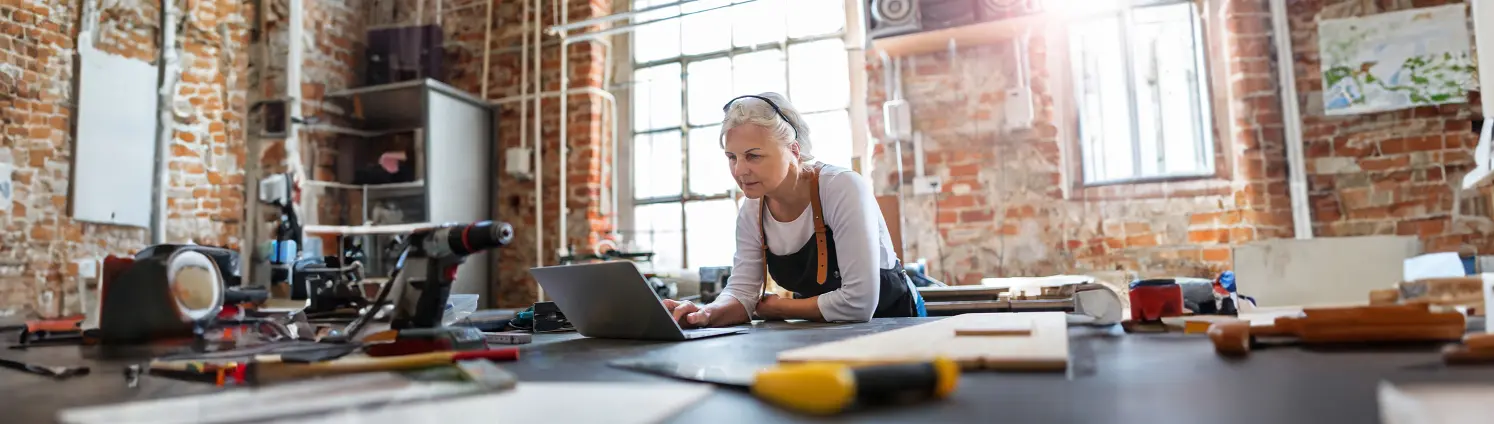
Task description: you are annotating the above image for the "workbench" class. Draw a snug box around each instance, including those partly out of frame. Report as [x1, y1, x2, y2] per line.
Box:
[4, 318, 1494, 423]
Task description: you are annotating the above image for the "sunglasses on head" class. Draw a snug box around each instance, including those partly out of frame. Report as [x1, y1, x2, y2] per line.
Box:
[722, 95, 799, 141]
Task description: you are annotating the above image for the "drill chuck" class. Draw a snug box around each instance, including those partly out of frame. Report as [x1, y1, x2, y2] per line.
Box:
[424, 221, 515, 258]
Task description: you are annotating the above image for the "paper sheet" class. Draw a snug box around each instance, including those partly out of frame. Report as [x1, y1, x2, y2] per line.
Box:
[1404, 252, 1468, 282]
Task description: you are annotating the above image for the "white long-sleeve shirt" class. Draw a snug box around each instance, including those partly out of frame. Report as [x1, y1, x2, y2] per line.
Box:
[716, 162, 898, 322]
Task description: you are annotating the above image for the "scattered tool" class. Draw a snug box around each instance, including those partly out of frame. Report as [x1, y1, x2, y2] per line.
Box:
[609, 357, 960, 415]
[1442, 333, 1494, 364]
[17, 315, 85, 347]
[0, 357, 90, 379]
[150, 347, 520, 385]
[1123, 279, 1184, 333]
[1207, 303, 1466, 357]
[363, 326, 489, 357]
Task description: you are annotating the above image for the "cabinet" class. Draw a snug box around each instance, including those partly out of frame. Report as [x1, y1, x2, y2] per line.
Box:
[306, 78, 496, 299]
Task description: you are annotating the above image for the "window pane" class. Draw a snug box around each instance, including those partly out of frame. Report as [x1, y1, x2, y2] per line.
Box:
[685, 199, 740, 268]
[688, 125, 736, 195]
[801, 110, 852, 168]
[788, 39, 849, 113]
[633, 202, 683, 271]
[1070, 15, 1135, 183]
[733, 49, 786, 97]
[687, 58, 732, 126]
[734, 0, 785, 47]
[634, 130, 682, 199]
[1141, 3, 1212, 176]
[632, 0, 680, 63]
[680, 0, 732, 55]
[633, 64, 682, 131]
[786, 0, 845, 39]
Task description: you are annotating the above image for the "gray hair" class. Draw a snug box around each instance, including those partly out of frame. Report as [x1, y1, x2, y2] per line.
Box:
[720, 92, 814, 162]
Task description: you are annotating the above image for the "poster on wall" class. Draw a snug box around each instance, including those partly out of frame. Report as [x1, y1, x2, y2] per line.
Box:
[1318, 4, 1475, 116]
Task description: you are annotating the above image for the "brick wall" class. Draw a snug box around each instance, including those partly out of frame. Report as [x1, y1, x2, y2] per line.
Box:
[481, 0, 615, 307]
[370, 0, 615, 307]
[867, 0, 1488, 286]
[1291, 0, 1491, 252]
[865, 0, 1295, 285]
[0, 0, 250, 317]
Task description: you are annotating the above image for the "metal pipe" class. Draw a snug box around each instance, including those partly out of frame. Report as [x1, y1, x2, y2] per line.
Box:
[1269, 0, 1312, 238]
[287, 0, 306, 234]
[547, 0, 702, 34]
[559, 0, 760, 45]
[560, 0, 570, 258]
[481, 0, 494, 100]
[533, 0, 545, 301]
[520, 0, 530, 148]
[151, 0, 181, 244]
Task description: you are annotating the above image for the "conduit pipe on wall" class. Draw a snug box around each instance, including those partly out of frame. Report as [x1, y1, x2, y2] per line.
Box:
[1269, 0, 1312, 239]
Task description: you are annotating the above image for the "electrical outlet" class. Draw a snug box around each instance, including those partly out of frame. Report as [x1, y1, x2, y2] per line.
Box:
[912, 176, 942, 195]
[77, 259, 98, 280]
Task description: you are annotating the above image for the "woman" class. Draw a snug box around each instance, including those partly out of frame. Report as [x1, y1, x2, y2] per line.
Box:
[664, 92, 924, 327]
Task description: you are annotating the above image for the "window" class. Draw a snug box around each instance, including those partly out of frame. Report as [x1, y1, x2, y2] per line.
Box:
[1069, 0, 1215, 185]
[628, 0, 851, 269]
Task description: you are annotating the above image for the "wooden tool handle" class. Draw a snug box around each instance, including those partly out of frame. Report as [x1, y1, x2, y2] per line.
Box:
[1294, 323, 1466, 343]
[1207, 320, 1252, 357]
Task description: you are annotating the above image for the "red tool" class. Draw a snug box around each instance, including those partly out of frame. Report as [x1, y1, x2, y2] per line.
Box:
[364, 327, 489, 357]
[1128, 279, 1184, 321]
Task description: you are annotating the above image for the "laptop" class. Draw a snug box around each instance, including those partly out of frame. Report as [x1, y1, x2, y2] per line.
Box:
[529, 261, 747, 341]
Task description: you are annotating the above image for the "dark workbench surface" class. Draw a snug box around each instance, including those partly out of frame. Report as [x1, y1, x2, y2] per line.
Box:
[5, 318, 1494, 423]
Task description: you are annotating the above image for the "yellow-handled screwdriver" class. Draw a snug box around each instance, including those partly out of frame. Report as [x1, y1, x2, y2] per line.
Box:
[610, 357, 961, 415]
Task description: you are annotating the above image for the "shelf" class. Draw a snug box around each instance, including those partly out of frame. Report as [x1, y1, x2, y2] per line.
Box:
[871, 14, 1048, 58]
[303, 180, 426, 190]
[304, 124, 416, 138]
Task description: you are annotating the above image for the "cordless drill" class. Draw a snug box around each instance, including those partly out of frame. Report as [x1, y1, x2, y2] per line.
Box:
[388, 221, 515, 330]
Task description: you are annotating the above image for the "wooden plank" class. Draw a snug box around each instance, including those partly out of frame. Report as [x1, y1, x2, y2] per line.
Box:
[776, 312, 1068, 371]
[925, 300, 1011, 313]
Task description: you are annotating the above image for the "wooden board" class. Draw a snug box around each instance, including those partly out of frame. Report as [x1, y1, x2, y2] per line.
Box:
[776, 312, 1068, 371]
[1378, 381, 1494, 424]
[1232, 236, 1420, 307]
[279, 382, 714, 424]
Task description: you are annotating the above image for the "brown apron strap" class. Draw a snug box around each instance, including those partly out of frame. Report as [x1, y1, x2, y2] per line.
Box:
[758, 199, 769, 293]
[809, 163, 828, 285]
[757, 163, 831, 294]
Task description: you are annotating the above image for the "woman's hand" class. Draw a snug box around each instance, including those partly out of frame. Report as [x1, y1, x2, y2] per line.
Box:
[663, 299, 713, 328]
[755, 294, 787, 320]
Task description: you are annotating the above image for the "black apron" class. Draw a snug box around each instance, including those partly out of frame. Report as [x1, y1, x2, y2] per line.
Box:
[758, 164, 919, 319]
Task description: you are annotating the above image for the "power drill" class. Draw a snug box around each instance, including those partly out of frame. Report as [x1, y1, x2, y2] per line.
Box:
[388, 221, 515, 330]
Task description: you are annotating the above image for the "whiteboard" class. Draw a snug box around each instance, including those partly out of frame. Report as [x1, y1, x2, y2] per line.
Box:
[72, 42, 159, 228]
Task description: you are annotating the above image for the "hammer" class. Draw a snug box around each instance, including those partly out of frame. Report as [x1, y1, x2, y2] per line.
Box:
[1207, 304, 1466, 357]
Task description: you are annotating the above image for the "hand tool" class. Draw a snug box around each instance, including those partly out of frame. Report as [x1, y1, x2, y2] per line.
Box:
[1123, 279, 1184, 333]
[1207, 303, 1466, 357]
[609, 357, 960, 415]
[151, 347, 520, 385]
[0, 357, 90, 379]
[363, 326, 489, 357]
[1442, 333, 1494, 364]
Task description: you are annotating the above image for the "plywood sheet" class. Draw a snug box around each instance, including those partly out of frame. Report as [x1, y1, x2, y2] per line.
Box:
[1232, 236, 1420, 307]
[279, 382, 714, 424]
[776, 312, 1069, 371]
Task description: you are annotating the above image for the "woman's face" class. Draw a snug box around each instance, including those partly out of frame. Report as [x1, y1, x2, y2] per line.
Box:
[723, 124, 796, 199]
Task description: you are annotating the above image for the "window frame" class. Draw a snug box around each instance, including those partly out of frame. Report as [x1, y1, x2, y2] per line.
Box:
[620, 0, 854, 269]
[1060, 0, 1232, 196]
